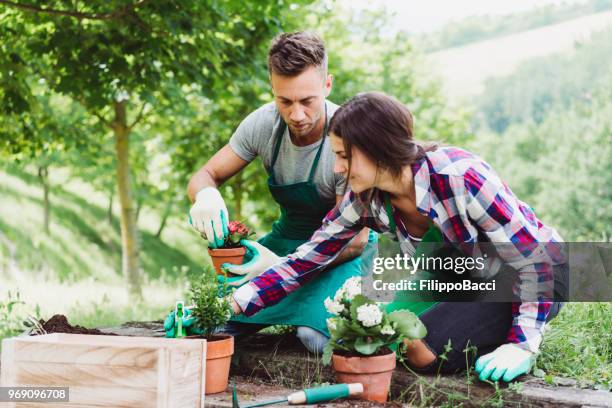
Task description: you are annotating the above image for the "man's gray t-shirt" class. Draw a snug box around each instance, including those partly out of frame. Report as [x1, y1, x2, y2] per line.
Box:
[229, 100, 345, 200]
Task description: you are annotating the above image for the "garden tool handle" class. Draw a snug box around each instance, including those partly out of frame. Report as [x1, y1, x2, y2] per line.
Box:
[286, 383, 363, 405]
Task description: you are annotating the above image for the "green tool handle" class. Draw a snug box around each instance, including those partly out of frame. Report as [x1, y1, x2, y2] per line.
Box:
[287, 383, 363, 405]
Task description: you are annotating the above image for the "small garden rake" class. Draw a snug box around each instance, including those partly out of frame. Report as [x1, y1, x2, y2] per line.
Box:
[231, 383, 363, 408]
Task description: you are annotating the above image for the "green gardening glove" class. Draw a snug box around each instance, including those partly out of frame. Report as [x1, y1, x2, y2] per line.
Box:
[163, 307, 203, 338]
[475, 343, 535, 382]
[216, 274, 244, 297]
[220, 239, 281, 287]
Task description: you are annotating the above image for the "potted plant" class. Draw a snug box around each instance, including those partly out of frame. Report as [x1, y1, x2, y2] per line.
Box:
[188, 273, 234, 394]
[207, 221, 254, 275]
[322, 277, 427, 403]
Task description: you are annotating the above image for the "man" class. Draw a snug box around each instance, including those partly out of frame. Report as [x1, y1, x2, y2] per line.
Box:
[183, 32, 371, 353]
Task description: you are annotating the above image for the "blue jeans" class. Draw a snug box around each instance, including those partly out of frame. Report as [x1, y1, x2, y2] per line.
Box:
[216, 322, 329, 354]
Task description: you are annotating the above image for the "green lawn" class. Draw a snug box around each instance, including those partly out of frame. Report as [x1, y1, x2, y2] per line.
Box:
[537, 302, 611, 390]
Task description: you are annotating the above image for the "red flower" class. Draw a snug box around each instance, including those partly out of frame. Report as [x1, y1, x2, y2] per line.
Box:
[225, 221, 253, 246]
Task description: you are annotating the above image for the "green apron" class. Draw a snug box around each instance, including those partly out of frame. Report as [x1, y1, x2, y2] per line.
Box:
[230, 108, 372, 336]
[383, 193, 441, 316]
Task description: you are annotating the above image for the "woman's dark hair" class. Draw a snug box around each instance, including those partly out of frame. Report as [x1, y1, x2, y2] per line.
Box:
[329, 92, 437, 181]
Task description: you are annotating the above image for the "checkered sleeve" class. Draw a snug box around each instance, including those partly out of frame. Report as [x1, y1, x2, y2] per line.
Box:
[463, 165, 553, 353]
[234, 190, 367, 316]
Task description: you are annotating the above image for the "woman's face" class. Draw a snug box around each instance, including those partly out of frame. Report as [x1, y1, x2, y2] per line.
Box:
[330, 133, 378, 194]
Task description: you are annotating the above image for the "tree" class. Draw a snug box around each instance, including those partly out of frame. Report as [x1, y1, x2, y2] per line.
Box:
[0, 0, 307, 298]
[0, 88, 90, 233]
[472, 76, 612, 241]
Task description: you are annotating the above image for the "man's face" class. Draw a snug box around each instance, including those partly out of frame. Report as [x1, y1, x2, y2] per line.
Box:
[270, 66, 332, 139]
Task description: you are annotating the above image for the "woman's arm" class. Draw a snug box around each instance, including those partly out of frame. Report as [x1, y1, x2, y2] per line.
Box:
[328, 195, 370, 266]
[233, 190, 368, 316]
[462, 165, 557, 353]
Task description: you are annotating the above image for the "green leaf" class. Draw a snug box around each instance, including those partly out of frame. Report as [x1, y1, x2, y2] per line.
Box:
[346, 320, 369, 336]
[388, 310, 427, 339]
[354, 336, 384, 355]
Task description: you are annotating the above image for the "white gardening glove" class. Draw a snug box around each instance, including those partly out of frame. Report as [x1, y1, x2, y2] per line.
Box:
[475, 343, 536, 382]
[189, 187, 229, 248]
[219, 240, 281, 287]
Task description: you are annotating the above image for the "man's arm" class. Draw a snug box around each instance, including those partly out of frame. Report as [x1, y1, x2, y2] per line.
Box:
[187, 144, 249, 202]
[187, 144, 250, 246]
[328, 195, 369, 266]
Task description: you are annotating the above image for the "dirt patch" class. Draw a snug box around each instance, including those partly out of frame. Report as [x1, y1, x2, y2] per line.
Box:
[33, 314, 114, 336]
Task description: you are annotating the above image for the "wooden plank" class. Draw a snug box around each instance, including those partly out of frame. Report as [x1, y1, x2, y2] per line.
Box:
[0, 338, 14, 388]
[10, 341, 160, 368]
[12, 362, 158, 387]
[0, 334, 207, 408]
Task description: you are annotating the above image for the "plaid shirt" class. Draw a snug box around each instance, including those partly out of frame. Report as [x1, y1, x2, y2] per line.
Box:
[234, 147, 564, 353]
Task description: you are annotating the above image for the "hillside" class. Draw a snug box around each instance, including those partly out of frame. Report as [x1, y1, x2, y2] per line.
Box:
[426, 10, 612, 102]
[0, 165, 208, 329]
[414, 0, 612, 52]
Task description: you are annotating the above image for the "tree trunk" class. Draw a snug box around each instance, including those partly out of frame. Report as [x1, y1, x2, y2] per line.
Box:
[112, 100, 142, 300]
[38, 165, 50, 234]
[107, 189, 114, 225]
[155, 201, 173, 239]
[135, 199, 143, 222]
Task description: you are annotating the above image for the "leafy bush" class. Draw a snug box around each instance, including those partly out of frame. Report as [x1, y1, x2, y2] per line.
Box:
[322, 277, 426, 365]
[188, 272, 232, 339]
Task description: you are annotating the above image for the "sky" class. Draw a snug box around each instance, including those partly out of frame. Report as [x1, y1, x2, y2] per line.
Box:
[344, 0, 588, 32]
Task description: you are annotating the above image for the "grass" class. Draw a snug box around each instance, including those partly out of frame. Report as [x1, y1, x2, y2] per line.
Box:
[0, 163, 210, 344]
[537, 302, 611, 390]
[0, 165, 206, 283]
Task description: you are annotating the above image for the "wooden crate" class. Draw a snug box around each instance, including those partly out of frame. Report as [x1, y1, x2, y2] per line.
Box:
[0, 333, 206, 408]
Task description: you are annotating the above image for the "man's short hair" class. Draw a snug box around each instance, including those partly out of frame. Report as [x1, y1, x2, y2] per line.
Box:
[268, 31, 327, 76]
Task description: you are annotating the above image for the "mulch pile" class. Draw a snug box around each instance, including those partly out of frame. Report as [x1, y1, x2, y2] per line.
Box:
[32, 314, 113, 335]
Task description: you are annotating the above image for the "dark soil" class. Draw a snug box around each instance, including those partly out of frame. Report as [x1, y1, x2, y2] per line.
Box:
[333, 347, 394, 358]
[33, 314, 114, 336]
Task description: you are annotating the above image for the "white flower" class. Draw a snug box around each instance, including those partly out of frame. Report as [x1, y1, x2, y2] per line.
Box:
[326, 318, 338, 332]
[381, 325, 395, 335]
[333, 286, 346, 302]
[324, 297, 345, 315]
[342, 277, 362, 301]
[356, 304, 383, 327]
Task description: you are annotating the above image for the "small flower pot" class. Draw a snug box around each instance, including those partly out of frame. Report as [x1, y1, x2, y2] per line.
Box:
[208, 246, 246, 276]
[204, 334, 234, 394]
[331, 349, 396, 403]
[188, 334, 234, 394]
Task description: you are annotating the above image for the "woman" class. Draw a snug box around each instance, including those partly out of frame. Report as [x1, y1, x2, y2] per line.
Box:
[230, 92, 567, 382]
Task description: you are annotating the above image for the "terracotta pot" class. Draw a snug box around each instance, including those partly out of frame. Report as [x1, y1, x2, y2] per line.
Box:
[208, 246, 246, 275]
[331, 350, 396, 403]
[204, 334, 234, 394]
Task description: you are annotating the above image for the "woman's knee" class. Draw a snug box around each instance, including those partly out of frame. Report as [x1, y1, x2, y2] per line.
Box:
[296, 326, 329, 354]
